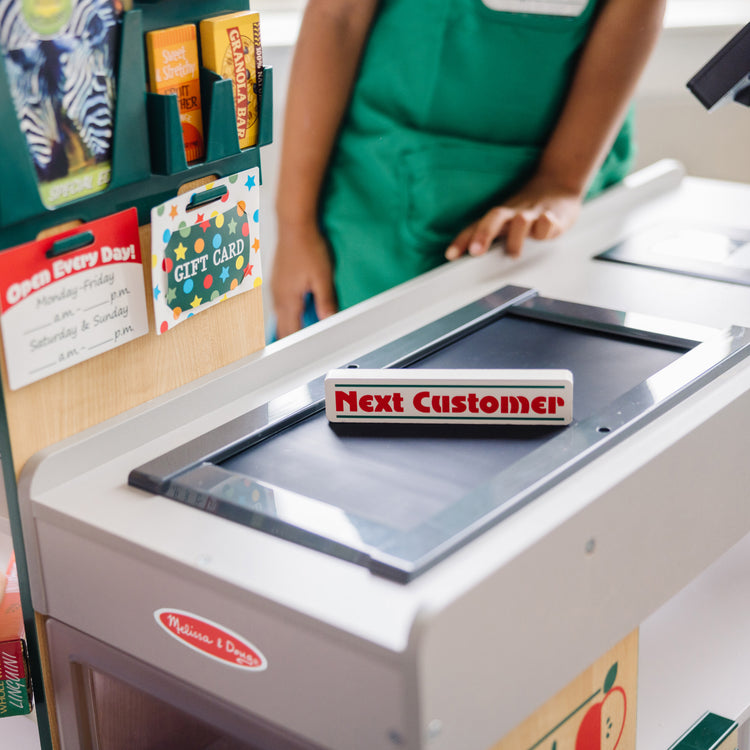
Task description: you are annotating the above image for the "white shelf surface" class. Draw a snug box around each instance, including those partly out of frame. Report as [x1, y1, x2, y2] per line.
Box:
[0, 524, 40, 749]
[638, 530, 750, 748]
[0, 712, 40, 750]
[0, 532, 748, 750]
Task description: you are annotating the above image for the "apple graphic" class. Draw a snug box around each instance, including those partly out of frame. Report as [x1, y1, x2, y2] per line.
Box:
[575, 663, 627, 750]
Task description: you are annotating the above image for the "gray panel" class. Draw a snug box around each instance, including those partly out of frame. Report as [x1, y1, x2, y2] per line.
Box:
[45, 619, 323, 750]
[596, 224, 750, 286]
[129, 286, 750, 582]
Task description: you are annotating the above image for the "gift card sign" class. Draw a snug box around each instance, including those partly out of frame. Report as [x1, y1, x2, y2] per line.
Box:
[0, 208, 148, 390]
[151, 169, 262, 333]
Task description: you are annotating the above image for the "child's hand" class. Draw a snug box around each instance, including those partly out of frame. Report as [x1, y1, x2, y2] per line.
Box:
[271, 221, 338, 338]
[445, 174, 583, 260]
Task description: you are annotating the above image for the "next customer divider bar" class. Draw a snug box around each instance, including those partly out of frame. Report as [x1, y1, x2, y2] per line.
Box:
[324, 369, 574, 425]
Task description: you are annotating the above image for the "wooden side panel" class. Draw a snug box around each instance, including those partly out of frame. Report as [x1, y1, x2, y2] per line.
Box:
[0, 221, 265, 478]
[491, 629, 639, 750]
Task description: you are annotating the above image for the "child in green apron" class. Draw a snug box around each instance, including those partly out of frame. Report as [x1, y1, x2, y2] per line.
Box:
[272, 0, 667, 337]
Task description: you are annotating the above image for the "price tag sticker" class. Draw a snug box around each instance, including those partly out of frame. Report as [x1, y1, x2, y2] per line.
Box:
[480, 0, 588, 15]
[0, 208, 148, 390]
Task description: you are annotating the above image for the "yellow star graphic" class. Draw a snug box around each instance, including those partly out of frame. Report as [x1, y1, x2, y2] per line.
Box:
[175, 243, 188, 261]
[190, 295, 203, 308]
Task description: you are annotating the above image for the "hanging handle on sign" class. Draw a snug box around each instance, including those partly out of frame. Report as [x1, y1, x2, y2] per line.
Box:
[45, 231, 95, 259]
[187, 185, 228, 211]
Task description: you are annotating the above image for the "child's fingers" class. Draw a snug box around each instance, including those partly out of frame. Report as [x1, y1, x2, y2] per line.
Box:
[445, 225, 476, 260]
[311, 278, 338, 321]
[446, 203, 568, 263]
[505, 210, 539, 257]
[275, 302, 305, 338]
[530, 210, 563, 240]
[467, 206, 515, 257]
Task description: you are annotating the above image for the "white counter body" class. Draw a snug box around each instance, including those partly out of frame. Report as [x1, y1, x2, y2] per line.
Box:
[18, 162, 750, 749]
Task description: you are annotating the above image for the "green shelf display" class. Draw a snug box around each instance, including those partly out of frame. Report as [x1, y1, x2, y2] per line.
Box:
[0, 3, 272, 747]
[0, 2, 272, 250]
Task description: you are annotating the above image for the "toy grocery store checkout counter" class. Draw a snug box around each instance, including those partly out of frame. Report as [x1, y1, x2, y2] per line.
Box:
[10, 157, 750, 750]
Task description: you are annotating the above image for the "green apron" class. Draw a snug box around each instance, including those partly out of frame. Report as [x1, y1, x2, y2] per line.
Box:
[320, 0, 634, 310]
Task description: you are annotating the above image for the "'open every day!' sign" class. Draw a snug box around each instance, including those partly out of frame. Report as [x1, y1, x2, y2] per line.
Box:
[0, 208, 147, 390]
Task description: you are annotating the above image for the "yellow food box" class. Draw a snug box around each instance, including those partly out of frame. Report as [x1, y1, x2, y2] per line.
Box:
[146, 23, 205, 163]
[200, 11, 262, 149]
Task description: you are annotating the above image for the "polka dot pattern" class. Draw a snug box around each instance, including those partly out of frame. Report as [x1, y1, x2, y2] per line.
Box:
[163, 199, 254, 311]
[152, 168, 263, 333]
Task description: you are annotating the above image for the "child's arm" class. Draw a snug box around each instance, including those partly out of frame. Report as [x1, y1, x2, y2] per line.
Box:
[446, 0, 667, 260]
[272, 0, 379, 338]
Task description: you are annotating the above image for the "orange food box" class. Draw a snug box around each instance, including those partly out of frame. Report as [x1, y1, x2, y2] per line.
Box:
[0, 553, 22, 642]
[199, 11, 263, 149]
[146, 23, 205, 162]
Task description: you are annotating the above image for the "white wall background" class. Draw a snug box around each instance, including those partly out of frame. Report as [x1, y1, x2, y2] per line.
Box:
[634, 3, 749, 182]
[258, 2, 750, 185]
[256, 2, 748, 336]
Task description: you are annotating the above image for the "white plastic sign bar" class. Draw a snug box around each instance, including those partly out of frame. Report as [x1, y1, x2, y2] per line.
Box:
[324, 369, 573, 426]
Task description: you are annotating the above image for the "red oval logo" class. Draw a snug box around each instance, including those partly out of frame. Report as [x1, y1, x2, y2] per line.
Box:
[154, 609, 267, 671]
